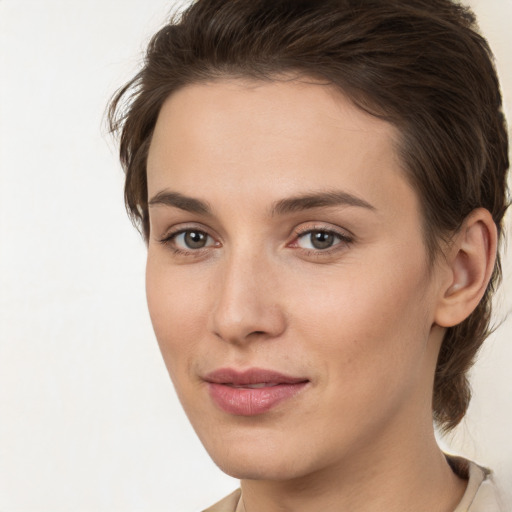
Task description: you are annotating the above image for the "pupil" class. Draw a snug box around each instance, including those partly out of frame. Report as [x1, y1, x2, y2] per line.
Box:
[185, 231, 206, 248]
[311, 231, 334, 250]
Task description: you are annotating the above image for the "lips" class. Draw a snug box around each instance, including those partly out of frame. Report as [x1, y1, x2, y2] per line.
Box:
[204, 368, 309, 416]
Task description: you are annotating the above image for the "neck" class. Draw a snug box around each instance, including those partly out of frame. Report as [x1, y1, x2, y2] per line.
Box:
[239, 419, 466, 512]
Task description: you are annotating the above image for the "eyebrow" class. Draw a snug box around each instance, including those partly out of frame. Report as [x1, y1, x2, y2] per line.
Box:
[148, 189, 376, 216]
[270, 190, 376, 216]
[148, 190, 212, 215]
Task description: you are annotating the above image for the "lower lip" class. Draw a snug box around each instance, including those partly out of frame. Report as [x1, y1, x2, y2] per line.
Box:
[208, 382, 308, 416]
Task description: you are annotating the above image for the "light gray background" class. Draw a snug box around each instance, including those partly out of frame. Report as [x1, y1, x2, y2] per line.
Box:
[0, 1, 510, 510]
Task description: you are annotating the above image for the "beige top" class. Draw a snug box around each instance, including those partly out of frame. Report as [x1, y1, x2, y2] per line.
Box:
[203, 459, 508, 512]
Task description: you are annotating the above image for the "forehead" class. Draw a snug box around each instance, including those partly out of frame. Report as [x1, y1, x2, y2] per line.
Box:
[149, 78, 397, 163]
[147, 78, 417, 221]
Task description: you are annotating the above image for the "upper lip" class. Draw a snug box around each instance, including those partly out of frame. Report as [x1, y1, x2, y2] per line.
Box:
[204, 367, 309, 386]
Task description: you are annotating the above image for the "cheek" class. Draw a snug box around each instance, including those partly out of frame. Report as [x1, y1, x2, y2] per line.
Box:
[283, 262, 434, 450]
[145, 255, 209, 377]
[289, 253, 433, 381]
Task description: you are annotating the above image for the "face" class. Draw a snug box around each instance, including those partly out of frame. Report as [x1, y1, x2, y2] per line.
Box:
[145, 78, 446, 481]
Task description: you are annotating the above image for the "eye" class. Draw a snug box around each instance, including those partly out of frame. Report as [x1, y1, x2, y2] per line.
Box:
[164, 229, 217, 251]
[293, 228, 351, 251]
[298, 230, 337, 250]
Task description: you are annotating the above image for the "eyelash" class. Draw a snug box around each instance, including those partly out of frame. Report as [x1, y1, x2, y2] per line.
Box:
[158, 225, 353, 257]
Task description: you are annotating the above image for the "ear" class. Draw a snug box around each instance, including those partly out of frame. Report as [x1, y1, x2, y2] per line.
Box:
[434, 208, 498, 328]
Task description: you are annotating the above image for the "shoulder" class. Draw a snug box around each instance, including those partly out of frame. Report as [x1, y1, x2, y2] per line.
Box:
[450, 457, 511, 512]
[202, 489, 242, 512]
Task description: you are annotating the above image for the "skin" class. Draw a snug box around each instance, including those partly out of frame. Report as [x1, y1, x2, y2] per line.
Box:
[145, 78, 495, 512]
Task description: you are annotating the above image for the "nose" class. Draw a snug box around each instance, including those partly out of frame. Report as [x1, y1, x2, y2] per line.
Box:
[209, 250, 287, 345]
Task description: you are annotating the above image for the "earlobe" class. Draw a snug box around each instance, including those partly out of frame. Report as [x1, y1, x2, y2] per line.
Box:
[434, 208, 497, 328]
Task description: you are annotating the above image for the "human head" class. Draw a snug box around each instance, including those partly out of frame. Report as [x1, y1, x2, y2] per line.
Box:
[108, 0, 509, 432]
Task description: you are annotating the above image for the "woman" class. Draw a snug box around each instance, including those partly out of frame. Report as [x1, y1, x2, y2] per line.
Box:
[108, 0, 509, 510]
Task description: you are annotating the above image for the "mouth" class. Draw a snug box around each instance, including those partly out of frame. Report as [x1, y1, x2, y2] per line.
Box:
[224, 382, 281, 389]
[204, 367, 310, 416]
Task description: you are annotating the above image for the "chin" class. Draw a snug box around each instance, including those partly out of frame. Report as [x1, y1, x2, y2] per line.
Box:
[197, 426, 325, 482]
[212, 453, 309, 481]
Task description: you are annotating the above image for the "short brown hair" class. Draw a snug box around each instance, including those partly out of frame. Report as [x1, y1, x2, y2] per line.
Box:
[108, 0, 509, 431]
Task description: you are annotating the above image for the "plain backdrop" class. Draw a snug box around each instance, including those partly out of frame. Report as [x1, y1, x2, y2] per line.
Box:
[0, 1, 511, 511]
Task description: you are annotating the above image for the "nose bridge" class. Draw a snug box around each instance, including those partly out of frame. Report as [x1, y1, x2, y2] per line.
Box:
[210, 242, 285, 344]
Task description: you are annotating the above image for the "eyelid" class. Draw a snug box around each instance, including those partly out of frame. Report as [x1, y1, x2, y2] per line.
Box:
[291, 222, 354, 239]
